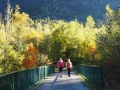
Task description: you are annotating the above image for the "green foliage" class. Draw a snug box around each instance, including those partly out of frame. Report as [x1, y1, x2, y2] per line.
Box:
[49, 19, 98, 65]
[78, 73, 100, 90]
[96, 5, 120, 88]
[4, 45, 24, 73]
[1, 4, 120, 90]
[0, 4, 45, 74]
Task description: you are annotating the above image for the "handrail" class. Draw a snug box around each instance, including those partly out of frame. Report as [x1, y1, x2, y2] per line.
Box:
[0, 65, 55, 90]
[76, 64, 102, 88]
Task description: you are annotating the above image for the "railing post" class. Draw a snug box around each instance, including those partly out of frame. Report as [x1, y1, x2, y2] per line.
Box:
[0, 77, 1, 90]
[44, 66, 45, 78]
[26, 69, 28, 89]
[14, 72, 17, 90]
[76, 64, 103, 88]
[99, 66, 102, 88]
[0, 65, 54, 90]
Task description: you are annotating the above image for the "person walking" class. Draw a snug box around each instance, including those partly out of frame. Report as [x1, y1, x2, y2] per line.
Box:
[57, 58, 64, 78]
[66, 59, 72, 77]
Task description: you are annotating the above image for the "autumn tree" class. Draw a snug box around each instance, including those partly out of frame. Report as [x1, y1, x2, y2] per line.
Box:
[22, 43, 39, 68]
[0, 4, 45, 73]
[49, 19, 98, 65]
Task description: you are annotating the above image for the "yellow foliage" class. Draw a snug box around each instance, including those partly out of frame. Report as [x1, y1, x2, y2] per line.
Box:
[0, 23, 5, 30]
[105, 4, 114, 17]
[26, 29, 36, 39]
[0, 68, 3, 74]
[0, 30, 6, 46]
[118, 7, 120, 15]
[88, 40, 96, 48]
[12, 5, 31, 25]
[86, 15, 95, 28]
[35, 32, 44, 41]
[25, 28, 44, 43]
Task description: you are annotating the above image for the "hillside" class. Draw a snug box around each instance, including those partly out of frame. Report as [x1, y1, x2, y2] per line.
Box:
[0, 0, 120, 22]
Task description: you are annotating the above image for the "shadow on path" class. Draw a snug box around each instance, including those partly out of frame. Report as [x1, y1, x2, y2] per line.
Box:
[29, 71, 91, 90]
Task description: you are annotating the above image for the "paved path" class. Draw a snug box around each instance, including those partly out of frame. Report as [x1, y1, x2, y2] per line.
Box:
[30, 71, 91, 90]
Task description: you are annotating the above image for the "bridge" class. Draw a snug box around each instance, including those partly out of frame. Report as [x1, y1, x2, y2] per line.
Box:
[0, 65, 102, 90]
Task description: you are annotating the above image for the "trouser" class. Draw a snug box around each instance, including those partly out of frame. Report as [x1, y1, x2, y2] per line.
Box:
[59, 67, 63, 73]
[67, 68, 71, 76]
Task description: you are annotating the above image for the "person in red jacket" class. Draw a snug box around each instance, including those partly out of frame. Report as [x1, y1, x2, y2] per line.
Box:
[66, 59, 72, 77]
[57, 58, 64, 78]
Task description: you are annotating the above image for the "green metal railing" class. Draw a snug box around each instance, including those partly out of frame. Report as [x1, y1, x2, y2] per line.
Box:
[76, 64, 102, 88]
[0, 65, 55, 90]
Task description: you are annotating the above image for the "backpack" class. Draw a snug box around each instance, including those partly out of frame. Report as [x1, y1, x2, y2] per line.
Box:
[57, 60, 64, 68]
[67, 62, 71, 68]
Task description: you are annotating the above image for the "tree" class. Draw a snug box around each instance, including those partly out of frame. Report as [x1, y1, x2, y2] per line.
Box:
[85, 15, 95, 29]
[4, 1, 12, 67]
[96, 5, 120, 87]
[11, 5, 33, 51]
[22, 43, 39, 68]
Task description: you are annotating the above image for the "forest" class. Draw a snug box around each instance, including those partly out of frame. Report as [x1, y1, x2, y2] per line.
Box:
[0, 0, 120, 89]
[0, 0, 120, 21]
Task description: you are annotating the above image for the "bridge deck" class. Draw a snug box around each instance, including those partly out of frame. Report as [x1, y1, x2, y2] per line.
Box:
[29, 71, 91, 90]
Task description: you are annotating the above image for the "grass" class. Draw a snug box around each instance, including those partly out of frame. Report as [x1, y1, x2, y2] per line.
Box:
[101, 83, 120, 90]
[77, 72, 100, 90]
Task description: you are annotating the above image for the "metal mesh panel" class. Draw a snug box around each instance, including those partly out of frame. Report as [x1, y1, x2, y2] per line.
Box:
[76, 64, 102, 88]
[0, 66, 55, 90]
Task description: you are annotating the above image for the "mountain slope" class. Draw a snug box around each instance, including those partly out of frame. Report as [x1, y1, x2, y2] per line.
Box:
[0, 0, 119, 22]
